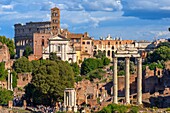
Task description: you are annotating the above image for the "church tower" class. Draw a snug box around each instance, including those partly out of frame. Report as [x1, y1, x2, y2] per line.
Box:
[51, 7, 60, 35]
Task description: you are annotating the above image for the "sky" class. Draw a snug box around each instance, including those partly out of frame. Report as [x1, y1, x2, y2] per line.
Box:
[0, 0, 170, 41]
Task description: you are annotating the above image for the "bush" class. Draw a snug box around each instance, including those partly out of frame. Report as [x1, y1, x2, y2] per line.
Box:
[129, 106, 139, 113]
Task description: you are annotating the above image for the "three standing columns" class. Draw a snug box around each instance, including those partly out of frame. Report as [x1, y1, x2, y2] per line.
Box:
[113, 57, 142, 105]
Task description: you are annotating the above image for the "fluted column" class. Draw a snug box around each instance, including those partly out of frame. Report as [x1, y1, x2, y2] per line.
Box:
[113, 57, 118, 104]
[125, 57, 130, 104]
[61, 44, 64, 61]
[137, 57, 142, 105]
[7, 69, 11, 90]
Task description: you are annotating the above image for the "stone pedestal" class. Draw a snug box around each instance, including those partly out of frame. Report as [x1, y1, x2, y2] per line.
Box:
[8, 100, 13, 108]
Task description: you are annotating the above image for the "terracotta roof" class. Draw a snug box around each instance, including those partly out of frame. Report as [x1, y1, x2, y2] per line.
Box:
[83, 37, 92, 40]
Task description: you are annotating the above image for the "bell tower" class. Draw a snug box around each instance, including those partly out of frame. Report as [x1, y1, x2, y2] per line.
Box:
[51, 7, 60, 35]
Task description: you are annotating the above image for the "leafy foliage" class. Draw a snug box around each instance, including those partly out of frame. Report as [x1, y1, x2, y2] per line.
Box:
[0, 88, 13, 105]
[98, 104, 128, 113]
[49, 52, 58, 61]
[25, 60, 74, 106]
[157, 42, 170, 48]
[11, 71, 18, 88]
[102, 57, 111, 66]
[70, 62, 80, 76]
[129, 106, 139, 113]
[81, 57, 110, 75]
[147, 46, 170, 63]
[0, 62, 8, 81]
[148, 62, 163, 70]
[94, 50, 106, 58]
[23, 46, 33, 58]
[87, 69, 105, 81]
[13, 57, 32, 73]
[0, 36, 15, 58]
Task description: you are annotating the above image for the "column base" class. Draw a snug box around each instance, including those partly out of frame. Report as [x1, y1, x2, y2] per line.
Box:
[73, 106, 78, 112]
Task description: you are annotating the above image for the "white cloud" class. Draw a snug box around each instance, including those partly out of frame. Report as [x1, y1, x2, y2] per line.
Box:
[2, 5, 13, 10]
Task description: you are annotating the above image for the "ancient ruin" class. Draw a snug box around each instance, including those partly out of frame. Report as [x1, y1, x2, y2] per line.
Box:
[113, 46, 142, 104]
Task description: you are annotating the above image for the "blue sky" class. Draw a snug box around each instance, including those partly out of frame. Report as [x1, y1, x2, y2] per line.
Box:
[0, 0, 170, 41]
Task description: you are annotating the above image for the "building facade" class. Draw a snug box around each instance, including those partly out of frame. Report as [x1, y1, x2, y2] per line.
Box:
[43, 35, 76, 63]
[14, 21, 51, 58]
[14, 7, 93, 63]
[93, 35, 134, 61]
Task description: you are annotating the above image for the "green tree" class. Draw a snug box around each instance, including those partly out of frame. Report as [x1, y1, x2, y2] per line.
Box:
[148, 46, 170, 62]
[11, 71, 18, 88]
[0, 88, 13, 105]
[25, 60, 74, 105]
[0, 36, 15, 58]
[157, 42, 170, 48]
[94, 50, 106, 58]
[0, 62, 8, 81]
[129, 106, 139, 113]
[81, 58, 98, 75]
[148, 62, 163, 70]
[23, 46, 33, 58]
[102, 57, 110, 66]
[70, 62, 80, 76]
[87, 69, 104, 81]
[13, 57, 32, 73]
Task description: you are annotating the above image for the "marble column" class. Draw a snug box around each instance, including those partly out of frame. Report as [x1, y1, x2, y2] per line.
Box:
[10, 73, 13, 91]
[61, 44, 64, 61]
[64, 44, 67, 60]
[7, 69, 11, 90]
[137, 57, 142, 105]
[125, 57, 130, 104]
[113, 57, 118, 104]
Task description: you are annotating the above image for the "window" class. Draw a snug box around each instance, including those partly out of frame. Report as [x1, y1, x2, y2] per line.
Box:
[112, 46, 114, 49]
[112, 51, 114, 58]
[99, 41, 102, 44]
[87, 41, 90, 44]
[29, 28, 31, 32]
[82, 42, 85, 44]
[116, 42, 118, 44]
[108, 42, 110, 45]
[107, 50, 110, 56]
[85, 50, 88, 52]
[76, 39, 80, 42]
[94, 45, 97, 49]
[58, 46, 61, 52]
[42, 39, 44, 46]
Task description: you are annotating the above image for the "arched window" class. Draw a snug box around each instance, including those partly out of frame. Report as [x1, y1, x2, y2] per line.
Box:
[108, 41, 110, 45]
[107, 50, 110, 56]
[112, 51, 114, 58]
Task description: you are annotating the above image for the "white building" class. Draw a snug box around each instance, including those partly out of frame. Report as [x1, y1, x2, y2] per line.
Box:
[43, 35, 76, 63]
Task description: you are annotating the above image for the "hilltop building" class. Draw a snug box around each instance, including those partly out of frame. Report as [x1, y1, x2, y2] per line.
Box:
[14, 7, 93, 63]
[93, 35, 134, 61]
[42, 34, 76, 62]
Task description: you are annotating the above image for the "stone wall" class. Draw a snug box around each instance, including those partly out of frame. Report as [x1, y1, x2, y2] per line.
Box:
[0, 42, 10, 62]
[17, 73, 32, 88]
